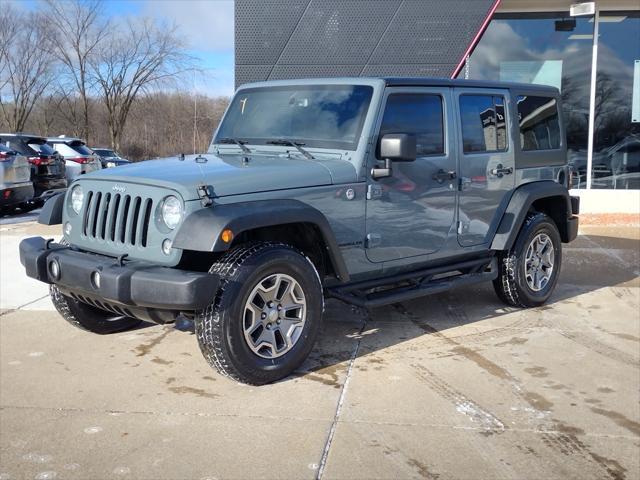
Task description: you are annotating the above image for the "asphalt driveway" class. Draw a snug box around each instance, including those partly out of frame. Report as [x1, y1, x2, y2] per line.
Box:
[1, 219, 638, 479]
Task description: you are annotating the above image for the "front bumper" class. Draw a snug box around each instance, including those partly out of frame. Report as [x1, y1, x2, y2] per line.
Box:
[566, 195, 580, 243]
[1, 183, 34, 208]
[19, 237, 219, 311]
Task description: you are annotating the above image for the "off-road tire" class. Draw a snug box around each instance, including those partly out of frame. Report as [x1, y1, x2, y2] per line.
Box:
[195, 242, 323, 385]
[493, 212, 562, 308]
[50, 285, 142, 334]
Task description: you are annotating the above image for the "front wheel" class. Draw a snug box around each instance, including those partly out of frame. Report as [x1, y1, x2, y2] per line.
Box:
[195, 242, 323, 385]
[493, 212, 562, 308]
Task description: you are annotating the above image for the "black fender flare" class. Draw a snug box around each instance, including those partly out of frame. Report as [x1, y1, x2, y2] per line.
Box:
[173, 199, 350, 282]
[491, 181, 577, 251]
[38, 192, 65, 225]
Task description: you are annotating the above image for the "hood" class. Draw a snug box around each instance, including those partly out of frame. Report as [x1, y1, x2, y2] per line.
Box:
[82, 153, 356, 201]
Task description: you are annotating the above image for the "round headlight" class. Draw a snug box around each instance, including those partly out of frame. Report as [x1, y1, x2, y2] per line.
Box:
[70, 185, 84, 214]
[161, 195, 183, 230]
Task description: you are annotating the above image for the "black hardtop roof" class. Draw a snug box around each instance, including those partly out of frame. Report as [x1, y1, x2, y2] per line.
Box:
[381, 77, 559, 94]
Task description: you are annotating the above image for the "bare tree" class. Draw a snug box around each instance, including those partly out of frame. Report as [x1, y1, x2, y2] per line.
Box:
[44, 0, 109, 143]
[0, 8, 56, 132]
[90, 18, 194, 150]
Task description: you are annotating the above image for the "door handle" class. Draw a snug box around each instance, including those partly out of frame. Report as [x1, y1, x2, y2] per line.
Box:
[432, 169, 457, 184]
[490, 164, 513, 178]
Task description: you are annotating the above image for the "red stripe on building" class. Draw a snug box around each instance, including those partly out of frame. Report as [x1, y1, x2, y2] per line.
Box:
[451, 0, 502, 79]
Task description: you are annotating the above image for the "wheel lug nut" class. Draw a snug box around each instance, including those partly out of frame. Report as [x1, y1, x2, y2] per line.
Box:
[277, 305, 282, 311]
[261, 312, 267, 320]
[276, 319, 281, 324]
[266, 323, 272, 329]
[268, 301, 274, 308]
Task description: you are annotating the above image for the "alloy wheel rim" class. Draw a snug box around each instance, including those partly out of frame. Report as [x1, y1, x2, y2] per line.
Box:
[524, 233, 555, 292]
[242, 273, 307, 359]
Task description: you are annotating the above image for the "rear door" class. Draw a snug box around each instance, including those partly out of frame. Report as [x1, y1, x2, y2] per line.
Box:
[454, 89, 515, 247]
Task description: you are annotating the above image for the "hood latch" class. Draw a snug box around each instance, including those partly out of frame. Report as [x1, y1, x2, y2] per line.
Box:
[197, 184, 214, 207]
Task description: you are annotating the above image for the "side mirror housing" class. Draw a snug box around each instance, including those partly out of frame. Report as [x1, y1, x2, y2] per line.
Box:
[372, 134, 417, 179]
[379, 134, 417, 162]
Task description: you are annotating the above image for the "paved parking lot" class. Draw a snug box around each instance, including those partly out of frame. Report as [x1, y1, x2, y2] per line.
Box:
[1, 219, 639, 479]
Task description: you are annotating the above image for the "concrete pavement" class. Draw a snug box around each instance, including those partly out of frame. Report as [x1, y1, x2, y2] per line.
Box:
[0, 220, 638, 479]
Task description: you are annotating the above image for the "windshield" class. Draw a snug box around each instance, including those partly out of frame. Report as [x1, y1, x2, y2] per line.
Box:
[214, 85, 374, 150]
[94, 149, 116, 157]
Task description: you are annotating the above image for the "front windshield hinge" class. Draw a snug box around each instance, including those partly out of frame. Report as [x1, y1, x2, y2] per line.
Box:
[197, 184, 214, 207]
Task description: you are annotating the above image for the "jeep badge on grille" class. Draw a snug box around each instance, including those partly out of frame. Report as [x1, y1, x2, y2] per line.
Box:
[112, 184, 126, 193]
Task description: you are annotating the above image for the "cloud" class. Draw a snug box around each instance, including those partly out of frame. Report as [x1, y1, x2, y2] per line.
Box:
[142, 0, 234, 53]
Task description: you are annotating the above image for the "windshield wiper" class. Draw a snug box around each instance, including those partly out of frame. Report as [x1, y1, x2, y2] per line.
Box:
[266, 139, 314, 160]
[218, 137, 252, 154]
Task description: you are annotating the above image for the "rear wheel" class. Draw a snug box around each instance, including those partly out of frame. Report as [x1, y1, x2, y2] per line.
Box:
[493, 212, 562, 308]
[195, 242, 323, 385]
[50, 285, 142, 334]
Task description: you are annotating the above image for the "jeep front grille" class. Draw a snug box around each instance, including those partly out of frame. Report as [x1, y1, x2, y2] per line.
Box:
[82, 191, 153, 247]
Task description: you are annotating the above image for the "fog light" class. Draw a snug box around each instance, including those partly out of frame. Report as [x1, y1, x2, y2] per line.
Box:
[162, 238, 173, 255]
[64, 222, 72, 235]
[91, 271, 101, 289]
[49, 259, 60, 280]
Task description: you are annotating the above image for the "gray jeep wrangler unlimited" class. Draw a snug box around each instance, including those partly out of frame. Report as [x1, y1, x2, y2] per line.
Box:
[20, 78, 579, 385]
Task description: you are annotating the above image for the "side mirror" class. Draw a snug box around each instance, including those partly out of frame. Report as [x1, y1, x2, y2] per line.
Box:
[372, 134, 417, 179]
[380, 134, 417, 162]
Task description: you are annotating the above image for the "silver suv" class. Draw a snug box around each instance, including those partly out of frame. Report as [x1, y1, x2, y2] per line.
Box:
[0, 144, 33, 215]
[46, 136, 101, 182]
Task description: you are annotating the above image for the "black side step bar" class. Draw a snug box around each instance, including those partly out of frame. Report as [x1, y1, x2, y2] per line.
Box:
[327, 257, 497, 308]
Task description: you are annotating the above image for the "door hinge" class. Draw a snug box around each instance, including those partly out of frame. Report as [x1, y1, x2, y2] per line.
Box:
[367, 184, 383, 200]
[365, 233, 382, 248]
[457, 221, 469, 235]
[458, 177, 472, 191]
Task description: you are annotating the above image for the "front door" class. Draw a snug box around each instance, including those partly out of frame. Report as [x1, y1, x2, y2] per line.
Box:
[365, 87, 457, 263]
[454, 89, 515, 247]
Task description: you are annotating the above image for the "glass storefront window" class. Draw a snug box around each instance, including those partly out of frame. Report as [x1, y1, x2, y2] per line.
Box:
[461, 13, 595, 188]
[592, 12, 640, 190]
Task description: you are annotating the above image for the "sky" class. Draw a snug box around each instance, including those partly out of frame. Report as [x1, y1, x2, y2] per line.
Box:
[10, 0, 236, 97]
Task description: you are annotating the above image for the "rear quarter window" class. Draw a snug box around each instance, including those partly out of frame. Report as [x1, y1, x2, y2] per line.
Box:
[517, 96, 561, 151]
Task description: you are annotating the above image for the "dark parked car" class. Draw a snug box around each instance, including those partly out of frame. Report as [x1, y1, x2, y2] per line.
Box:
[0, 133, 67, 207]
[91, 148, 131, 168]
[0, 144, 34, 215]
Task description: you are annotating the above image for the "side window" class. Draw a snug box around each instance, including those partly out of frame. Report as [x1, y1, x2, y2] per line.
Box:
[459, 95, 508, 153]
[378, 93, 444, 157]
[517, 96, 561, 151]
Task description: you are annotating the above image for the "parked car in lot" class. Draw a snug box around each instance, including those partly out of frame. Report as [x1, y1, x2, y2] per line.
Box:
[0, 144, 34, 215]
[21, 78, 579, 385]
[46, 136, 101, 181]
[91, 147, 131, 168]
[0, 133, 68, 208]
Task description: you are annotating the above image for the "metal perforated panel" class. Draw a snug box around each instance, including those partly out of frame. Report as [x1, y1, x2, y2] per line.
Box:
[269, 64, 364, 80]
[278, 1, 400, 65]
[235, 0, 495, 87]
[369, 0, 493, 64]
[235, 0, 308, 65]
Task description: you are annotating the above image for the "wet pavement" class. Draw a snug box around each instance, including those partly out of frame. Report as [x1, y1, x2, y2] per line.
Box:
[1, 220, 638, 479]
